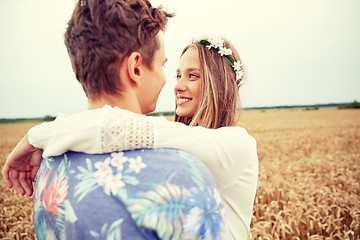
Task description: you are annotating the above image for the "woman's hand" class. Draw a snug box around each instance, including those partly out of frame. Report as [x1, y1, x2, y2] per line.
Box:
[2, 134, 43, 196]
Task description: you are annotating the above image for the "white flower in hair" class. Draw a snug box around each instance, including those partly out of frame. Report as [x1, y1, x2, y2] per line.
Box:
[196, 36, 244, 84]
[210, 37, 224, 49]
[218, 48, 226, 56]
[218, 47, 232, 56]
[236, 70, 244, 81]
[233, 61, 242, 72]
[207, 36, 216, 44]
[224, 48, 232, 56]
[205, 37, 215, 49]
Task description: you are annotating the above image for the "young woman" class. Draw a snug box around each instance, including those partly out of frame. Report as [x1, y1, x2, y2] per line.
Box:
[6, 37, 258, 240]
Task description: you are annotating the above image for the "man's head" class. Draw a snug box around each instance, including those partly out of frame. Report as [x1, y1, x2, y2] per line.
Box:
[137, 33, 168, 114]
[64, 0, 173, 101]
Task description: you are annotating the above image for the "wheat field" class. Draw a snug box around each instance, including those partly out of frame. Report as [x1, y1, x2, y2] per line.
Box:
[1, 108, 359, 239]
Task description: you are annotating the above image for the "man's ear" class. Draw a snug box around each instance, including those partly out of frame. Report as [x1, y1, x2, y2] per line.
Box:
[127, 52, 142, 87]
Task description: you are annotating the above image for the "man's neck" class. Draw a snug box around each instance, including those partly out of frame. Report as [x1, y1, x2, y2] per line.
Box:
[88, 91, 142, 114]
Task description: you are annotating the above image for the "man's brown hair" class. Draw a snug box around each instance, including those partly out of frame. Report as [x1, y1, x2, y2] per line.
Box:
[65, 0, 174, 99]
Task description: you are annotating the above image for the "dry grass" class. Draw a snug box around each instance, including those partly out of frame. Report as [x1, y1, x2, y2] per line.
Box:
[238, 108, 360, 239]
[0, 123, 37, 240]
[0, 108, 359, 239]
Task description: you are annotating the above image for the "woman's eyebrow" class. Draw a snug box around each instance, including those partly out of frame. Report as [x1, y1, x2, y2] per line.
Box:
[176, 67, 200, 73]
[186, 68, 200, 72]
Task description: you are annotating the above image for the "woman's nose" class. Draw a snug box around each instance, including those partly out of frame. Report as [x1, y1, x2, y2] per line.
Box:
[174, 78, 187, 92]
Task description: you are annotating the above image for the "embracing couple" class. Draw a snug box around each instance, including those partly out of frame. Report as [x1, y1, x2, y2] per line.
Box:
[2, 0, 258, 239]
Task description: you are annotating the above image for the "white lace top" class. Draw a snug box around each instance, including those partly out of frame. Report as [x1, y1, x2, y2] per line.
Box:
[28, 105, 258, 240]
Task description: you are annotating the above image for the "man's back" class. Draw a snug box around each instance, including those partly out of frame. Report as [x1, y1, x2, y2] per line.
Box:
[33, 148, 226, 239]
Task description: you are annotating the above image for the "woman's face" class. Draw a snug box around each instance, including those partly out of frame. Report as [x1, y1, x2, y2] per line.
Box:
[174, 47, 201, 118]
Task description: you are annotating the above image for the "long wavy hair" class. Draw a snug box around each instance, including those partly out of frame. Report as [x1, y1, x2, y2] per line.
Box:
[174, 38, 245, 129]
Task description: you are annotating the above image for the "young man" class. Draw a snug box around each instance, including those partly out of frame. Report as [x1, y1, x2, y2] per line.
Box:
[2, 0, 226, 239]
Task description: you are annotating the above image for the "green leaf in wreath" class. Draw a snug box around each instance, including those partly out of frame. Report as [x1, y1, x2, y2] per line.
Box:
[225, 55, 235, 66]
[199, 40, 211, 45]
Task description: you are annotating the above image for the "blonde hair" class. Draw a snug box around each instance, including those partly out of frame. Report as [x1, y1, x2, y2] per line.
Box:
[174, 38, 244, 129]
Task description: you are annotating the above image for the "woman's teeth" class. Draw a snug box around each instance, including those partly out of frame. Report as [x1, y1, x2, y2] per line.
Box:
[177, 98, 191, 104]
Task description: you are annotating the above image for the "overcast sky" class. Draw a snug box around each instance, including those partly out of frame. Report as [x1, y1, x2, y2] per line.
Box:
[1, 0, 359, 118]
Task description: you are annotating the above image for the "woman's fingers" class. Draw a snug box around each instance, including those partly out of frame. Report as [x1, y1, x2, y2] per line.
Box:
[19, 171, 32, 196]
[10, 170, 25, 196]
[26, 178, 34, 197]
[2, 163, 13, 189]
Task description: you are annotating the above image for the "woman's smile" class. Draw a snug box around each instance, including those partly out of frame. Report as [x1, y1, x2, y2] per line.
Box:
[176, 96, 193, 106]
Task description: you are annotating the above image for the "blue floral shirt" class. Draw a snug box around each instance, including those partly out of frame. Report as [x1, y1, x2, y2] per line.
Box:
[33, 148, 227, 240]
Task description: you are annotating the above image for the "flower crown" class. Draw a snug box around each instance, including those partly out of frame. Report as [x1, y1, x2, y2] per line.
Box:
[194, 37, 244, 84]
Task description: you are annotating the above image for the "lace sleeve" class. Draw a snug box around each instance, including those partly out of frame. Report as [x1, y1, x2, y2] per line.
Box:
[28, 105, 157, 158]
[101, 107, 155, 152]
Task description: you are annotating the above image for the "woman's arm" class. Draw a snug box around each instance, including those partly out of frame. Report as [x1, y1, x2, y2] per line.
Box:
[29, 105, 257, 186]
[2, 134, 43, 196]
[28, 105, 155, 157]
[153, 120, 257, 187]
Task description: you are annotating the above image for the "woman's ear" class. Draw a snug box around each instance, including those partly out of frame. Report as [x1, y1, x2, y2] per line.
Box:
[127, 52, 142, 87]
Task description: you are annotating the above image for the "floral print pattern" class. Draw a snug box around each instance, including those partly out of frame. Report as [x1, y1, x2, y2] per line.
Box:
[184, 187, 225, 240]
[33, 149, 226, 240]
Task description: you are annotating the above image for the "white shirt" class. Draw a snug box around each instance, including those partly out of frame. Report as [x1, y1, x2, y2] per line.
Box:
[28, 105, 258, 240]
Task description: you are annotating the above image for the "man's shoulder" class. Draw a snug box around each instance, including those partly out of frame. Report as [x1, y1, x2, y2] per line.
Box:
[49, 148, 213, 183]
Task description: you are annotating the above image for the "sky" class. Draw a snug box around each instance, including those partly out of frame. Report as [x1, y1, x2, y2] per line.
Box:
[0, 0, 359, 118]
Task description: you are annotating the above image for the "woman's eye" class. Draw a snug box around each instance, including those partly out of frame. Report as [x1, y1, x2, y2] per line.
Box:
[176, 74, 181, 80]
[189, 74, 199, 79]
